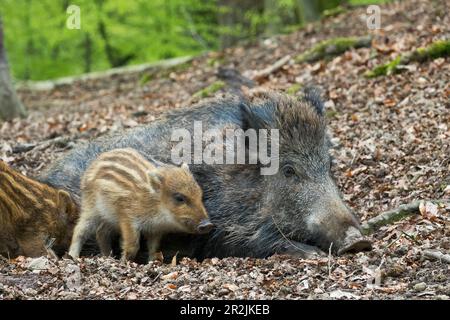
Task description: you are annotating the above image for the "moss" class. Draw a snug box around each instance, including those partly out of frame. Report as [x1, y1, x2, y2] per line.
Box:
[412, 39, 450, 61]
[207, 56, 225, 67]
[295, 36, 372, 63]
[365, 39, 450, 78]
[322, 6, 347, 18]
[193, 81, 226, 99]
[281, 24, 304, 34]
[138, 60, 192, 85]
[139, 73, 152, 86]
[286, 83, 302, 96]
[361, 208, 414, 235]
[361, 203, 420, 235]
[158, 61, 191, 78]
[365, 56, 401, 78]
[325, 109, 339, 119]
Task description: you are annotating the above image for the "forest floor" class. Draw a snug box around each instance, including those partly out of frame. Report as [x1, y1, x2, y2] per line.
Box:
[0, 0, 449, 299]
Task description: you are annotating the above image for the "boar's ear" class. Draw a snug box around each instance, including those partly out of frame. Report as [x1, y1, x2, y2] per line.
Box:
[147, 170, 163, 193]
[180, 162, 190, 172]
[240, 102, 273, 131]
[303, 86, 324, 116]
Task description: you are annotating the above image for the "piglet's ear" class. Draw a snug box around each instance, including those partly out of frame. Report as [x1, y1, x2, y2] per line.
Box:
[147, 171, 163, 193]
[57, 190, 76, 214]
[180, 162, 190, 172]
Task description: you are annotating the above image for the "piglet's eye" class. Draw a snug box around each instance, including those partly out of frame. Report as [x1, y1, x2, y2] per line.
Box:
[173, 193, 186, 204]
[282, 165, 295, 178]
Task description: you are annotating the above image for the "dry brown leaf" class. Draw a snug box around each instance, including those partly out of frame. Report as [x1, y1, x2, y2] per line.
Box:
[161, 271, 178, 281]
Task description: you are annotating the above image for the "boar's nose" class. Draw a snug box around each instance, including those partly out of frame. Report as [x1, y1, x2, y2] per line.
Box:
[197, 219, 214, 234]
[337, 226, 372, 255]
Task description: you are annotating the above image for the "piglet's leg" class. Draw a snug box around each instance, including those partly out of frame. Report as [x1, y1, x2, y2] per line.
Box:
[119, 220, 140, 262]
[69, 215, 97, 259]
[146, 233, 161, 262]
[96, 222, 114, 257]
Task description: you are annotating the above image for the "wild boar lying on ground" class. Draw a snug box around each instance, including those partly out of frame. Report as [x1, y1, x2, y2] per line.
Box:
[40, 90, 372, 259]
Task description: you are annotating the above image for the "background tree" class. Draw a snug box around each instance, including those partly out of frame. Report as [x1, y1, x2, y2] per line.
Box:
[0, 15, 26, 121]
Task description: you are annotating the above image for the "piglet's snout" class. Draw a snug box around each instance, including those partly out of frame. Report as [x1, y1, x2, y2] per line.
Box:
[197, 219, 214, 234]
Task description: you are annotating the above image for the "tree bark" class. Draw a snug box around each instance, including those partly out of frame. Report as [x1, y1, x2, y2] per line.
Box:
[296, 0, 321, 23]
[217, 0, 265, 49]
[83, 33, 92, 73]
[0, 15, 26, 121]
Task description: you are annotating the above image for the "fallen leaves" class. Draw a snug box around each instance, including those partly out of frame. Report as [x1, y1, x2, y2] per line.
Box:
[0, 0, 448, 301]
[161, 271, 178, 281]
[329, 289, 360, 299]
[419, 201, 438, 219]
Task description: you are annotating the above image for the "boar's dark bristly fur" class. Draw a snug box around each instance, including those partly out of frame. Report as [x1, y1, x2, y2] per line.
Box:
[39, 90, 371, 259]
[190, 91, 332, 258]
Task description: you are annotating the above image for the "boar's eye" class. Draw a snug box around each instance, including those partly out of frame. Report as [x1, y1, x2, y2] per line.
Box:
[173, 193, 186, 204]
[282, 165, 296, 178]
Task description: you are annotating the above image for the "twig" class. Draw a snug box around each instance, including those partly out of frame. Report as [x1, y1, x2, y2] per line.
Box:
[361, 199, 450, 234]
[270, 215, 308, 254]
[45, 237, 59, 261]
[328, 242, 333, 278]
[386, 234, 402, 248]
[422, 250, 450, 264]
[400, 231, 419, 244]
[151, 271, 163, 284]
[252, 55, 291, 81]
[34, 136, 70, 152]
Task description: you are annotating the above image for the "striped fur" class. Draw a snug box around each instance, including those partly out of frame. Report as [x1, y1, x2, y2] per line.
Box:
[69, 148, 210, 262]
[0, 161, 78, 258]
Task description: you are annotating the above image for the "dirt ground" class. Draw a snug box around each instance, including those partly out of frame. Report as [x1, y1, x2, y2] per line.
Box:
[0, 0, 449, 299]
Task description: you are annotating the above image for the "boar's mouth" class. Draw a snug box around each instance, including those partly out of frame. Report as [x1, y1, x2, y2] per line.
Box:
[284, 226, 372, 257]
[286, 236, 372, 257]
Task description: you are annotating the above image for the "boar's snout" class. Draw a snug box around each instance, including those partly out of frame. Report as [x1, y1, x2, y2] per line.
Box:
[337, 226, 372, 255]
[197, 219, 214, 234]
[308, 190, 372, 255]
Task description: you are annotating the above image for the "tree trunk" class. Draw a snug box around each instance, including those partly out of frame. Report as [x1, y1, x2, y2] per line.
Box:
[217, 0, 265, 49]
[0, 16, 26, 121]
[83, 33, 92, 73]
[296, 0, 321, 23]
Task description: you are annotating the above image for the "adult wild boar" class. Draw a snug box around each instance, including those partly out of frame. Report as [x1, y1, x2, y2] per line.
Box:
[39, 91, 371, 259]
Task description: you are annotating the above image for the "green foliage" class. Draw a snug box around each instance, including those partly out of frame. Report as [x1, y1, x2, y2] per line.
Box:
[0, 0, 391, 81]
[1, 0, 218, 80]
